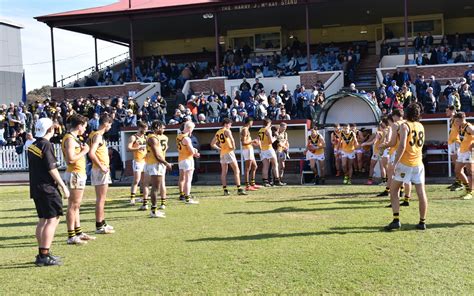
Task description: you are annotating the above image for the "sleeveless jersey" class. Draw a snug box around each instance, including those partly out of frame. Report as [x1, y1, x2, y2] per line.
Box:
[177, 133, 193, 161]
[132, 133, 147, 162]
[215, 128, 233, 155]
[448, 118, 461, 144]
[258, 127, 272, 151]
[88, 130, 109, 169]
[145, 134, 168, 164]
[459, 123, 473, 153]
[61, 133, 86, 174]
[241, 127, 252, 150]
[308, 134, 324, 155]
[340, 131, 356, 153]
[400, 121, 424, 167]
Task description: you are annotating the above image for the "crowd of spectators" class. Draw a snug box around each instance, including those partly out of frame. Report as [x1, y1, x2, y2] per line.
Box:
[374, 67, 474, 114]
[76, 40, 363, 95]
[381, 32, 474, 65]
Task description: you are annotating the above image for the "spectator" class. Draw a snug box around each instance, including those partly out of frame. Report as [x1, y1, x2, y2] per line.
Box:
[206, 96, 221, 123]
[219, 103, 230, 119]
[349, 83, 359, 93]
[296, 85, 310, 118]
[276, 107, 291, 120]
[392, 68, 404, 87]
[156, 95, 167, 122]
[197, 113, 207, 124]
[252, 78, 264, 94]
[448, 90, 461, 111]
[414, 33, 424, 51]
[460, 84, 472, 113]
[425, 32, 434, 48]
[88, 113, 100, 131]
[229, 108, 242, 122]
[429, 75, 441, 99]
[239, 78, 251, 92]
[124, 109, 137, 127]
[423, 87, 437, 114]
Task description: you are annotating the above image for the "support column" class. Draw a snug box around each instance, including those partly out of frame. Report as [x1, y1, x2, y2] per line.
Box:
[50, 26, 57, 87]
[305, 3, 311, 70]
[94, 37, 99, 72]
[214, 13, 220, 76]
[129, 19, 136, 82]
[404, 0, 409, 64]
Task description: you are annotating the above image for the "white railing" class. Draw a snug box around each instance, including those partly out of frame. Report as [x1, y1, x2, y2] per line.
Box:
[0, 141, 121, 171]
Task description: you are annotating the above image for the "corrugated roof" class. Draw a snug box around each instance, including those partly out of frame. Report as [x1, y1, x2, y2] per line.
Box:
[37, 0, 218, 18]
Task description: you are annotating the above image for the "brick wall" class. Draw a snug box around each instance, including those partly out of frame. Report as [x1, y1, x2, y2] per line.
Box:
[188, 77, 226, 94]
[381, 63, 473, 84]
[50, 82, 150, 101]
[300, 72, 333, 88]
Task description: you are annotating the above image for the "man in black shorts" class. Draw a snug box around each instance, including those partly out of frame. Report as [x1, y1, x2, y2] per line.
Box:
[29, 118, 70, 266]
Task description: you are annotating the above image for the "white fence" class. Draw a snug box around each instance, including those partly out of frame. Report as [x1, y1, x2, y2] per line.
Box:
[0, 141, 121, 171]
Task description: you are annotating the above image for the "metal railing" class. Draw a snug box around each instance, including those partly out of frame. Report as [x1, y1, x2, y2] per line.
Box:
[58, 52, 130, 88]
[0, 141, 121, 171]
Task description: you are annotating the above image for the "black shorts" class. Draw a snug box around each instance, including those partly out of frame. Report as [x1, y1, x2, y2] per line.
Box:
[33, 192, 63, 219]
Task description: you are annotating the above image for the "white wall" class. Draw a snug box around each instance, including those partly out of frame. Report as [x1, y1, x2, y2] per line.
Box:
[325, 96, 378, 125]
[224, 76, 301, 96]
[0, 23, 23, 104]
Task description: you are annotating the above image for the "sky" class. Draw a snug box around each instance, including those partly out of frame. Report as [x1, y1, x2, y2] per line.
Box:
[0, 0, 127, 91]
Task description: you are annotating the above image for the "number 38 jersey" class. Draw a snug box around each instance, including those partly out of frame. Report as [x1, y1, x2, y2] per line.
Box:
[400, 121, 424, 167]
[145, 134, 168, 165]
[215, 128, 232, 155]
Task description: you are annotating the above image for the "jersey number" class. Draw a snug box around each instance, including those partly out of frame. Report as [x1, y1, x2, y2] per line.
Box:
[177, 141, 182, 151]
[408, 131, 424, 147]
[258, 132, 265, 141]
[216, 133, 226, 144]
[160, 140, 167, 152]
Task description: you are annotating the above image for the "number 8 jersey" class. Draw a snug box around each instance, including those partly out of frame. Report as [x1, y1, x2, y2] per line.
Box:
[400, 121, 424, 167]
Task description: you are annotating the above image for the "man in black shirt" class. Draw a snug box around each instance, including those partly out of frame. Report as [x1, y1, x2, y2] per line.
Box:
[29, 118, 70, 266]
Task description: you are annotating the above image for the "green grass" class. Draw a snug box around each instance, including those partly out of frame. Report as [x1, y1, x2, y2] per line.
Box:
[0, 184, 473, 294]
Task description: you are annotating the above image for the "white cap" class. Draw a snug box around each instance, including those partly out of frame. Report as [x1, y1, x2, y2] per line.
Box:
[35, 118, 53, 138]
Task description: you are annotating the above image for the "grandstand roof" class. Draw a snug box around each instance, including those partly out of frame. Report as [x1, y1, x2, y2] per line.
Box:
[35, 0, 474, 44]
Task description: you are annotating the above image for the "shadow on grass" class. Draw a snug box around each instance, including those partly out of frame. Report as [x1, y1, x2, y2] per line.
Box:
[0, 262, 37, 270]
[187, 222, 474, 242]
[0, 242, 38, 249]
[330, 222, 474, 232]
[246, 192, 380, 204]
[227, 205, 379, 215]
[0, 221, 37, 228]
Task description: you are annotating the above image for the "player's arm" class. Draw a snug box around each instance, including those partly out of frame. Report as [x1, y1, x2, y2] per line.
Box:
[361, 133, 377, 146]
[127, 135, 139, 151]
[384, 124, 398, 149]
[318, 134, 326, 148]
[306, 137, 314, 151]
[210, 133, 221, 151]
[65, 137, 89, 164]
[88, 134, 108, 173]
[352, 132, 359, 148]
[394, 124, 409, 166]
[149, 137, 172, 169]
[226, 129, 235, 150]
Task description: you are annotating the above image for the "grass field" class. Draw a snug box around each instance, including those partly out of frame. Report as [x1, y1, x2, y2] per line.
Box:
[0, 184, 473, 294]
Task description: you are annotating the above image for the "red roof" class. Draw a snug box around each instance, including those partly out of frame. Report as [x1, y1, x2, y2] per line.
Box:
[38, 0, 219, 18]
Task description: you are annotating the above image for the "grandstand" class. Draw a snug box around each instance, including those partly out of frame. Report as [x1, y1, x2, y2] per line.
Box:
[0, 0, 468, 178]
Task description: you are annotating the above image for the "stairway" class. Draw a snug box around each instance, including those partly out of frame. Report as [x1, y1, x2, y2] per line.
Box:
[349, 54, 380, 93]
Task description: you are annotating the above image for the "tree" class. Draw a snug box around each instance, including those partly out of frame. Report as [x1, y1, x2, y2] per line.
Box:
[27, 85, 51, 103]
